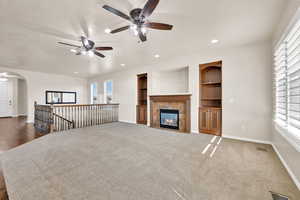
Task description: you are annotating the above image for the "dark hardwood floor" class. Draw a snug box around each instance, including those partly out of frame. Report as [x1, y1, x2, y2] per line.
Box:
[0, 117, 43, 200]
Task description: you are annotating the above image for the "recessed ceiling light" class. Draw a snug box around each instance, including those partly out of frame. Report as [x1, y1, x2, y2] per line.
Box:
[154, 54, 160, 58]
[120, 64, 126, 67]
[104, 28, 111, 34]
[211, 39, 219, 44]
[74, 72, 79, 74]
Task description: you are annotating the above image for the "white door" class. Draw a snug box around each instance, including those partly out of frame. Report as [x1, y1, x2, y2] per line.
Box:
[0, 81, 13, 117]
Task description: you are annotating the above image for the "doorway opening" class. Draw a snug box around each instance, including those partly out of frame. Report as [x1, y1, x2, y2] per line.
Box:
[0, 72, 28, 118]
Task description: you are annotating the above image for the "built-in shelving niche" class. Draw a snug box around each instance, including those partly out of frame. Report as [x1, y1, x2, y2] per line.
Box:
[137, 73, 147, 125]
[199, 61, 222, 136]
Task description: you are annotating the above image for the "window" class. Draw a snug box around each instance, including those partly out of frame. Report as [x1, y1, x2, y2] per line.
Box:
[90, 83, 98, 104]
[274, 18, 300, 149]
[104, 80, 113, 104]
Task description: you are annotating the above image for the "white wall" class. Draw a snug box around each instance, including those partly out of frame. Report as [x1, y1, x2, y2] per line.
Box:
[89, 41, 272, 142]
[273, 0, 300, 45]
[0, 67, 88, 123]
[11, 78, 18, 116]
[151, 68, 189, 95]
[18, 79, 27, 116]
[272, 0, 300, 190]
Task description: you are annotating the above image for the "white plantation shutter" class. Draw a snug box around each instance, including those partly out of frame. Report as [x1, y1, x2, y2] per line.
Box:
[274, 43, 287, 124]
[274, 18, 300, 149]
[286, 19, 300, 131]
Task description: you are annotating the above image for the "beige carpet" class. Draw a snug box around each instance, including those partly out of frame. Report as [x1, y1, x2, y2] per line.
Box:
[1, 122, 299, 200]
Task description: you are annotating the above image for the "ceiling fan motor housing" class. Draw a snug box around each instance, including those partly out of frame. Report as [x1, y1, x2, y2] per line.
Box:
[130, 8, 144, 23]
[81, 36, 95, 50]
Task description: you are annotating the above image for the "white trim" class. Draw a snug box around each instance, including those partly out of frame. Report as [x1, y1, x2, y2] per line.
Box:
[118, 120, 137, 124]
[272, 143, 300, 190]
[274, 7, 300, 49]
[11, 114, 27, 117]
[222, 134, 300, 190]
[222, 135, 272, 145]
[274, 122, 300, 153]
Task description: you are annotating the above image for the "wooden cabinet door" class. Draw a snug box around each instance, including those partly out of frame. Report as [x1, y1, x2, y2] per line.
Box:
[199, 107, 221, 135]
[137, 105, 147, 125]
[199, 108, 210, 132]
[210, 109, 221, 136]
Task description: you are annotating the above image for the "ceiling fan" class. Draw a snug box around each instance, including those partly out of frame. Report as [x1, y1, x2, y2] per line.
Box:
[103, 0, 173, 42]
[58, 36, 113, 58]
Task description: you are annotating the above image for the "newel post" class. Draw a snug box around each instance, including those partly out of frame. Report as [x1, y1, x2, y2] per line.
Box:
[34, 101, 37, 128]
[49, 104, 54, 133]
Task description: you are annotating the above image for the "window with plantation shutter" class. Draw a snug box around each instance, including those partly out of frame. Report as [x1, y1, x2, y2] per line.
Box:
[274, 43, 287, 124]
[286, 20, 300, 131]
[274, 18, 300, 150]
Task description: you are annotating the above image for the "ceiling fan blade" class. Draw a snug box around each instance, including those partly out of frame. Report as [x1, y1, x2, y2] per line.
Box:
[79, 16, 90, 38]
[140, 0, 160, 18]
[138, 30, 147, 42]
[110, 26, 130, 34]
[145, 22, 173, 30]
[103, 5, 131, 21]
[58, 42, 81, 48]
[95, 47, 113, 51]
[93, 50, 105, 58]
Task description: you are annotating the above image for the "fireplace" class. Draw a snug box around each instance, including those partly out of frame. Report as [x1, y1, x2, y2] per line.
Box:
[150, 94, 191, 133]
[160, 109, 179, 130]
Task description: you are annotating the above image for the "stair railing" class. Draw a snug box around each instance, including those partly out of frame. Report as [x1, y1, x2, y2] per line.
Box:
[34, 102, 119, 133]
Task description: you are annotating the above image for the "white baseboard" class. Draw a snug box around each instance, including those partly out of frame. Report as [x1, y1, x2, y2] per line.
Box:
[272, 143, 300, 190]
[222, 135, 272, 145]
[9, 114, 27, 118]
[222, 135, 300, 190]
[118, 120, 136, 124]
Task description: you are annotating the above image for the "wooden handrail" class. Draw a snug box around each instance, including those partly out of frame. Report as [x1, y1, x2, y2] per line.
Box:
[53, 103, 120, 107]
[53, 113, 74, 124]
[34, 103, 119, 133]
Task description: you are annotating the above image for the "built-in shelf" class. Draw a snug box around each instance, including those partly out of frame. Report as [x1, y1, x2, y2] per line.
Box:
[137, 73, 148, 125]
[201, 106, 222, 109]
[201, 98, 221, 101]
[201, 82, 221, 85]
[199, 61, 222, 136]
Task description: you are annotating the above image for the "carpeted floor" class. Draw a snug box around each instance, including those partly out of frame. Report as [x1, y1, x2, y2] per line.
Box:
[1, 122, 300, 200]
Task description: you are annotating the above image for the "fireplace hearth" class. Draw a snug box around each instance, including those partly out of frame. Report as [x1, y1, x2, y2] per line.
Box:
[160, 109, 179, 130]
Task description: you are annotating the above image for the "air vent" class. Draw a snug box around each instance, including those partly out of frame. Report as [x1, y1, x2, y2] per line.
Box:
[256, 147, 268, 152]
[270, 191, 289, 200]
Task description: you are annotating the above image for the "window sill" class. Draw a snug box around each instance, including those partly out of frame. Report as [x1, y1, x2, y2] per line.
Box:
[274, 121, 300, 153]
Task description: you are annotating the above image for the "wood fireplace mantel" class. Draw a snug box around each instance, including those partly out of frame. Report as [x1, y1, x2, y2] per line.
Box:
[150, 94, 191, 133]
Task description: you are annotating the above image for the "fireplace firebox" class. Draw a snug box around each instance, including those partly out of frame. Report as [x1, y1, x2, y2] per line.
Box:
[160, 109, 179, 130]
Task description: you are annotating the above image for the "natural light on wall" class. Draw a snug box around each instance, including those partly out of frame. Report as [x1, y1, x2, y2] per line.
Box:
[274, 16, 300, 150]
[104, 80, 113, 104]
[90, 83, 97, 104]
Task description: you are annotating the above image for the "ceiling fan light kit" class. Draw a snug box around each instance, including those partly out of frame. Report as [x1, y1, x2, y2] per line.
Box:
[58, 36, 113, 59]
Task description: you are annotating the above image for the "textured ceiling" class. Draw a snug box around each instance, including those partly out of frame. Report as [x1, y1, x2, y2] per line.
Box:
[0, 0, 288, 78]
